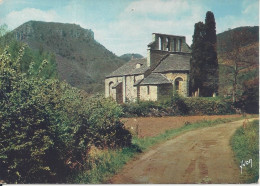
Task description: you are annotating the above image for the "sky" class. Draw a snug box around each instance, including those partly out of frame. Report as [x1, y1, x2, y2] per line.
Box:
[0, 0, 259, 57]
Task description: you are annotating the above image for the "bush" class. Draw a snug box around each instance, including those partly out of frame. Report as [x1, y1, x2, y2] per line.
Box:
[184, 97, 236, 115]
[0, 46, 132, 183]
[122, 101, 163, 117]
[231, 120, 259, 183]
[235, 78, 259, 114]
[122, 96, 235, 117]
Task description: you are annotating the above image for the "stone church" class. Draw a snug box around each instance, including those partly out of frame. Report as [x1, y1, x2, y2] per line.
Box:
[105, 33, 191, 103]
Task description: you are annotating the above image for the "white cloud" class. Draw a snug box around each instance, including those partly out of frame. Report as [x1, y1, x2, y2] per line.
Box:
[3, 8, 59, 29]
[242, 0, 259, 14]
[217, 0, 258, 33]
[95, 0, 207, 56]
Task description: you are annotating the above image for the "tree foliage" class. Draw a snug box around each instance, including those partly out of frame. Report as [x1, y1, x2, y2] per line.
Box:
[190, 22, 205, 94]
[0, 46, 131, 183]
[190, 11, 219, 97]
[218, 28, 258, 102]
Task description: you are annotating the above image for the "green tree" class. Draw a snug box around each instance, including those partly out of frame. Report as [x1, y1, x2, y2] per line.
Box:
[203, 11, 219, 96]
[190, 11, 219, 97]
[218, 29, 258, 102]
[190, 21, 205, 96]
[0, 46, 131, 183]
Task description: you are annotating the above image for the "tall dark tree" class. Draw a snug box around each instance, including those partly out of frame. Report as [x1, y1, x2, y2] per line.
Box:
[203, 11, 219, 96]
[190, 11, 219, 97]
[190, 22, 205, 95]
[205, 11, 217, 44]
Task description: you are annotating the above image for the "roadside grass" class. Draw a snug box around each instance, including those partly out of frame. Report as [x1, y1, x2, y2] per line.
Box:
[71, 115, 256, 183]
[231, 119, 259, 183]
[68, 146, 140, 183]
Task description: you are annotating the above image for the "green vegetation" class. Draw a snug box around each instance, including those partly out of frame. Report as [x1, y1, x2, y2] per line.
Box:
[119, 53, 143, 62]
[231, 120, 259, 183]
[217, 26, 259, 102]
[217, 26, 259, 53]
[122, 95, 236, 117]
[69, 146, 140, 183]
[190, 11, 218, 96]
[0, 46, 131, 183]
[0, 21, 126, 94]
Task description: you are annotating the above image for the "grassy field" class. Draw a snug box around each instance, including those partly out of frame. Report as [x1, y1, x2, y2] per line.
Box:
[231, 119, 259, 183]
[70, 115, 255, 183]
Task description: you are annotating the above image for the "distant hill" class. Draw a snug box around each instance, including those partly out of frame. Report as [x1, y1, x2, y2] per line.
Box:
[4, 21, 126, 93]
[217, 26, 259, 96]
[120, 53, 143, 62]
[217, 26, 259, 53]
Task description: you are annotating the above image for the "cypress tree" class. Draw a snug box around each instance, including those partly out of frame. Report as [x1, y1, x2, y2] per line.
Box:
[203, 11, 219, 96]
[190, 22, 205, 95]
[190, 11, 219, 97]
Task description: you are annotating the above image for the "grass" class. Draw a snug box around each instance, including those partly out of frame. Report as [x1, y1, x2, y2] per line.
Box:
[231, 119, 259, 183]
[68, 146, 140, 183]
[70, 115, 256, 183]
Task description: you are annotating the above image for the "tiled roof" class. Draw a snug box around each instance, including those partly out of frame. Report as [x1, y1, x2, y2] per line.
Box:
[106, 58, 149, 78]
[133, 79, 143, 86]
[153, 53, 190, 73]
[140, 73, 172, 85]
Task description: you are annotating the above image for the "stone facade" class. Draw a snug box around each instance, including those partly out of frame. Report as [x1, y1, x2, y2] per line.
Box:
[105, 33, 191, 103]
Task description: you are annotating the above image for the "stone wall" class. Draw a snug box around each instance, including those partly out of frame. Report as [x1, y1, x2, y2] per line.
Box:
[105, 76, 123, 98]
[125, 74, 144, 102]
[147, 50, 168, 69]
[140, 85, 158, 101]
[105, 74, 144, 103]
[163, 72, 189, 97]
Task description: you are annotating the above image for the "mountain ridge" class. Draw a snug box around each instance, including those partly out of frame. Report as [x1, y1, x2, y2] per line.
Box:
[8, 20, 126, 93]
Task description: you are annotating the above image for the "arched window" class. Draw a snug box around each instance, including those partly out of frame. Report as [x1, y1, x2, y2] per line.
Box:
[166, 37, 169, 51]
[158, 37, 162, 50]
[178, 39, 182, 52]
[109, 82, 114, 96]
[175, 77, 183, 92]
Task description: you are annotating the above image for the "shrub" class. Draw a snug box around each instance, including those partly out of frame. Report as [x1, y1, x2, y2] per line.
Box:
[122, 96, 235, 117]
[235, 78, 259, 114]
[0, 46, 132, 183]
[184, 97, 235, 115]
[231, 120, 259, 183]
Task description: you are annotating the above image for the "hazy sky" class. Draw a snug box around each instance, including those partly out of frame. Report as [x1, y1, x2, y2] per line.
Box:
[0, 0, 258, 56]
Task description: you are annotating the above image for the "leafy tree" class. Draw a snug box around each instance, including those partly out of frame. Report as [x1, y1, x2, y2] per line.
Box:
[218, 29, 258, 102]
[235, 78, 259, 114]
[0, 46, 132, 183]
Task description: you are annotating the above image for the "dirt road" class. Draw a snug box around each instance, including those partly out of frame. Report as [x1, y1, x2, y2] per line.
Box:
[110, 118, 256, 184]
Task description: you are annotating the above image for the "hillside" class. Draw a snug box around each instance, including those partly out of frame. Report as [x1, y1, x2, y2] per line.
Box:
[4, 21, 126, 93]
[120, 53, 143, 62]
[217, 26, 259, 97]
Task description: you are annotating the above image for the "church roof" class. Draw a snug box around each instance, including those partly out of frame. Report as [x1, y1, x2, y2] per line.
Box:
[106, 58, 149, 78]
[140, 73, 172, 85]
[153, 53, 190, 73]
